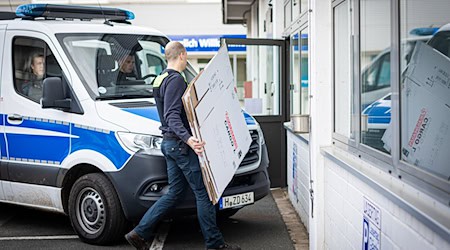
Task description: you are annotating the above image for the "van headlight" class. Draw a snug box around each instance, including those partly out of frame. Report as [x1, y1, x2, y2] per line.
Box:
[117, 132, 163, 156]
[256, 126, 265, 145]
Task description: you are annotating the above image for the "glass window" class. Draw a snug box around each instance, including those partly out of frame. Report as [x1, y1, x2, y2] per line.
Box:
[334, 0, 353, 138]
[57, 34, 169, 100]
[232, 45, 280, 116]
[290, 32, 301, 115]
[13, 37, 62, 103]
[360, 0, 391, 153]
[400, 0, 450, 180]
[144, 54, 164, 76]
[300, 28, 309, 115]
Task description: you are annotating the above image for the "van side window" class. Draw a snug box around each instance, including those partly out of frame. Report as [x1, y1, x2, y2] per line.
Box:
[146, 54, 164, 75]
[13, 37, 63, 103]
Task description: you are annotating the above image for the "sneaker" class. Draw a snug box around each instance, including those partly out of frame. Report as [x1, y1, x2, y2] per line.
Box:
[125, 230, 148, 250]
[207, 242, 241, 250]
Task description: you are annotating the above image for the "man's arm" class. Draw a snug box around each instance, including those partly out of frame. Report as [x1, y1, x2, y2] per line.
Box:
[163, 74, 191, 143]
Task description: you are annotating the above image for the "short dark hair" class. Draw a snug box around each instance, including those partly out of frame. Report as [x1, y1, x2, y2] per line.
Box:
[164, 41, 186, 62]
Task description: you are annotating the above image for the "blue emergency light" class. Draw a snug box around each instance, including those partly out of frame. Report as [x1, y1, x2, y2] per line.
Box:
[409, 27, 439, 36]
[16, 4, 135, 21]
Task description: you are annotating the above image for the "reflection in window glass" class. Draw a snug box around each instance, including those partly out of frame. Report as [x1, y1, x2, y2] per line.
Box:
[300, 29, 309, 115]
[290, 32, 301, 115]
[399, 0, 450, 179]
[360, 0, 391, 153]
[230, 45, 280, 116]
[334, 1, 353, 138]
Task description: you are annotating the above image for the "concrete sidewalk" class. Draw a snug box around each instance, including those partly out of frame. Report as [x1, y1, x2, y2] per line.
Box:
[272, 188, 309, 250]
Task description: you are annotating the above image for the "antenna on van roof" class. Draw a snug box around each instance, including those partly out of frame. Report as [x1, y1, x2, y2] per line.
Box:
[8, 0, 13, 12]
[96, 0, 112, 26]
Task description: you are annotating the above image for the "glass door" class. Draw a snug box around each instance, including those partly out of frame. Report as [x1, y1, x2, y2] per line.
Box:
[221, 38, 288, 187]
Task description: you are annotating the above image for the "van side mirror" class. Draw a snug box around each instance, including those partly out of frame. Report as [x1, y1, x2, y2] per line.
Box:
[41, 77, 71, 110]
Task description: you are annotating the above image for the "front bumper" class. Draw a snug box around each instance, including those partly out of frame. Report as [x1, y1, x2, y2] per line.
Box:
[107, 144, 270, 222]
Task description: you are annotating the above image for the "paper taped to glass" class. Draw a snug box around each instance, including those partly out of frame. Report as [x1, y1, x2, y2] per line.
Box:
[182, 45, 252, 204]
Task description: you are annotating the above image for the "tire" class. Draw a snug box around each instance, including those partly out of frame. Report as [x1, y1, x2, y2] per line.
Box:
[68, 173, 127, 245]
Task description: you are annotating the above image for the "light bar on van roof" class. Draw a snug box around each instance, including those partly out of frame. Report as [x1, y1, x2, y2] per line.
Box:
[409, 27, 439, 36]
[16, 4, 135, 21]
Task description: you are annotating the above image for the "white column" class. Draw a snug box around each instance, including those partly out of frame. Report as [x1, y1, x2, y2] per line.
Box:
[272, 0, 285, 39]
[308, 0, 333, 249]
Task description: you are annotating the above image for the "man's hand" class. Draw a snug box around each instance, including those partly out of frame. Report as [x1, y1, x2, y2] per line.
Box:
[187, 136, 206, 156]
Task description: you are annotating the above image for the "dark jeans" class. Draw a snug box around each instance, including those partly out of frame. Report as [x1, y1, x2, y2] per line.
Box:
[134, 139, 225, 248]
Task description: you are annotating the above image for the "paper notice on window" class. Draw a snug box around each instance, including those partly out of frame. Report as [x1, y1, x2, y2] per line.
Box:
[401, 42, 450, 179]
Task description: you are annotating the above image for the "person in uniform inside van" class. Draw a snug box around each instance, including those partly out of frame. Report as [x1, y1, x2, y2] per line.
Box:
[22, 53, 45, 102]
[116, 54, 137, 82]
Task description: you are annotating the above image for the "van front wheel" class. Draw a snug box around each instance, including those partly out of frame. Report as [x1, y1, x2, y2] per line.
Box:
[68, 173, 127, 245]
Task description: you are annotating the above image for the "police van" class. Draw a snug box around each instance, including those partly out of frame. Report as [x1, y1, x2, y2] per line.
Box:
[0, 4, 270, 245]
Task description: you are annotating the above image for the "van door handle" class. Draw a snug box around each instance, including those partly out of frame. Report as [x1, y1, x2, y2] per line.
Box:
[8, 114, 23, 121]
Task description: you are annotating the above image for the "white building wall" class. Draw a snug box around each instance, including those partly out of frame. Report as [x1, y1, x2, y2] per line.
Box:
[322, 147, 450, 250]
[287, 132, 310, 232]
[281, 0, 450, 249]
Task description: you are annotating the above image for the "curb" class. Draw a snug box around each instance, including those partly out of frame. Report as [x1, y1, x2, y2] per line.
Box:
[272, 188, 309, 250]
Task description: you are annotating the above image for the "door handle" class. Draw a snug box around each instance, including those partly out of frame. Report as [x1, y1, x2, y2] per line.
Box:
[7, 114, 23, 122]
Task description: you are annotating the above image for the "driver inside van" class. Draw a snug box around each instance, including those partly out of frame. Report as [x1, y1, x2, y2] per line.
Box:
[117, 54, 137, 82]
[22, 53, 45, 102]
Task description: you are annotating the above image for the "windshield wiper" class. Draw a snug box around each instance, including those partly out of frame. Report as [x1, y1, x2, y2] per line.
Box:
[96, 94, 152, 100]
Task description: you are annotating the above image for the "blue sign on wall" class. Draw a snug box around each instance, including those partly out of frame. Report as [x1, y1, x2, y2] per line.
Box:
[168, 34, 246, 52]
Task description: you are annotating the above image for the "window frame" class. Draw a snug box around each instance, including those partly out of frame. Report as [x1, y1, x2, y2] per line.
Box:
[286, 0, 309, 117]
[332, 0, 357, 149]
[332, 0, 450, 205]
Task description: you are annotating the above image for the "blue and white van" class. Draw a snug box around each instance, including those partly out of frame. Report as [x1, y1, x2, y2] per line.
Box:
[0, 4, 270, 245]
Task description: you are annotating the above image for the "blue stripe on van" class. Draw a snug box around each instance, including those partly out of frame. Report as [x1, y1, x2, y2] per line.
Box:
[363, 102, 391, 125]
[123, 106, 160, 122]
[1, 113, 130, 169]
[368, 117, 391, 124]
[5, 118, 70, 162]
[71, 124, 130, 169]
[122, 107, 257, 125]
[0, 114, 6, 157]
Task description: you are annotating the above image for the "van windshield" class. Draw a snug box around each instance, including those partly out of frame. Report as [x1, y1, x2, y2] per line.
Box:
[57, 34, 194, 100]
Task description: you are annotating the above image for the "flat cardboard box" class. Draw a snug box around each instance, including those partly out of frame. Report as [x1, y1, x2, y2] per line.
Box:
[182, 45, 252, 204]
[394, 42, 450, 179]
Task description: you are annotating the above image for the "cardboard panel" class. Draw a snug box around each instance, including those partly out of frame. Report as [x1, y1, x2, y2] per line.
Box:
[182, 45, 252, 204]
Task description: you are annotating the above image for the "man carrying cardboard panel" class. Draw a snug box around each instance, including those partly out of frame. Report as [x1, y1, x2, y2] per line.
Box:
[124, 41, 240, 250]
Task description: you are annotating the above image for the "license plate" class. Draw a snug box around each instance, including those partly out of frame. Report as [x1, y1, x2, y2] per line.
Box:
[219, 192, 254, 210]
